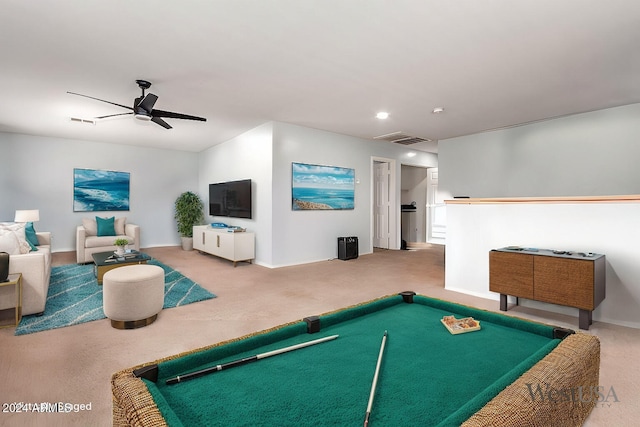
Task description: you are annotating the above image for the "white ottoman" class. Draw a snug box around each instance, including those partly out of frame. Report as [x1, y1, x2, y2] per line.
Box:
[103, 264, 165, 329]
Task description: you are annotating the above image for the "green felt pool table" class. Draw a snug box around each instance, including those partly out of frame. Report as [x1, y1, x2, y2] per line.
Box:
[112, 292, 600, 426]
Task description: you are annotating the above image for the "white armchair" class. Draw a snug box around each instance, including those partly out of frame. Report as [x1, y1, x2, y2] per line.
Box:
[76, 217, 140, 264]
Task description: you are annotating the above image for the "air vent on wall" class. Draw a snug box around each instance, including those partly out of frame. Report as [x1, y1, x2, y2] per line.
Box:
[373, 131, 431, 145]
[70, 117, 96, 125]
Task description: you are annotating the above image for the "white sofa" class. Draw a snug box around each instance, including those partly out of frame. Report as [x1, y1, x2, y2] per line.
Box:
[76, 217, 140, 264]
[5, 232, 52, 316]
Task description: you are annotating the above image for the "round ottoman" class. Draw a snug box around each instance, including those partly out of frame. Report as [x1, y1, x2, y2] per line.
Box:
[103, 264, 165, 329]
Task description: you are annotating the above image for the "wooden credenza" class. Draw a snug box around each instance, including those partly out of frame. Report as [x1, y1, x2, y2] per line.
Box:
[489, 248, 606, 330]
[193, 225, 255, 267]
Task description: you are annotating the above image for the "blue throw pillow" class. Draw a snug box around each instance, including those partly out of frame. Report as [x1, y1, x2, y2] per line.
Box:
[96, 216, 116, 236]
[25, 222, 40, 247]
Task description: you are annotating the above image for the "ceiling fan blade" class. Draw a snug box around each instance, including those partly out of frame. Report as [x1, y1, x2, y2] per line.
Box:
[137, 93, 158, 113]
[151, 116, 172, 129]
[95, 112, 133, 120]
[152, 109, 207, 122]
[67, 92, 133, 111]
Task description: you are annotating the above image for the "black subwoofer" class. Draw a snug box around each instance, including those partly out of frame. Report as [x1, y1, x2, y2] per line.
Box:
[0, 252, 9, 282]
[337, 237, 358, 261]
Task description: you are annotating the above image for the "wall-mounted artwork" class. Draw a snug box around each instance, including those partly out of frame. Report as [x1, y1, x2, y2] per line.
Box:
[292, 162, 355, 210]
[73, 168, 130, 212]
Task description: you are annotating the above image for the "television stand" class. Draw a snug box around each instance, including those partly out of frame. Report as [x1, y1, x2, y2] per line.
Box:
[193, 225, 255, 267]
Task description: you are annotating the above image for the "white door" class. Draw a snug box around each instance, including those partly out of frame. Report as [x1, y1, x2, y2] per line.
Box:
[373, 161, 390, 249]
[426, 168, 446, 244]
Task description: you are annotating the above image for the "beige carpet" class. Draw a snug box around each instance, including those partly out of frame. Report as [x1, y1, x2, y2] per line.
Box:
[0, 245, 637, 426]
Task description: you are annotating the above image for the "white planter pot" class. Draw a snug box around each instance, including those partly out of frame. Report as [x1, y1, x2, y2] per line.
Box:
[181, 237, 194, 251]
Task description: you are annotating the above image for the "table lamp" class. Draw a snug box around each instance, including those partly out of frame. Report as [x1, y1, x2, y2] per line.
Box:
[14, 209, 40, 223]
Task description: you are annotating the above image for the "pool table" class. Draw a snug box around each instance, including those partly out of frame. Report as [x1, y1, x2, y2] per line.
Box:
[112, 292, 600, 426]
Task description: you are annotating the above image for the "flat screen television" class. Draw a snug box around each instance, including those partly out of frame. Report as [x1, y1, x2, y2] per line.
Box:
[209, 179, 252, 219]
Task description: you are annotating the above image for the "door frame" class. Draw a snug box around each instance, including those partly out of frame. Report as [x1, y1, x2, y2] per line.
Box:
[370, 156, 398, 251]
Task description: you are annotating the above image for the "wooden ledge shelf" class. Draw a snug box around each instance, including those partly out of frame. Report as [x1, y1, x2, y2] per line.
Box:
[445, 195, 640, 204]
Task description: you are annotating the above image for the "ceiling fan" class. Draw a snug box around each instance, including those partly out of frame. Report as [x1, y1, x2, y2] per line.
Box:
[67, 80, 206, 129]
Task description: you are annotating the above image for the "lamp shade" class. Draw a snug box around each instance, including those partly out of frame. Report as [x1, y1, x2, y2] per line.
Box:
[14, 209, 40, 222]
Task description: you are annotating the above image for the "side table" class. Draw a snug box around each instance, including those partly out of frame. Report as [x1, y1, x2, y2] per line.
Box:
[0, 273, 22, 328]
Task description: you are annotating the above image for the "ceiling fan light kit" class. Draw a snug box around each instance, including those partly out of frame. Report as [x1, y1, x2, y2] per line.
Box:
[68, 80, 207, 129]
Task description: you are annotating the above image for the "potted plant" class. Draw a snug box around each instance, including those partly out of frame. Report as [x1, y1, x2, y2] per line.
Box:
[174, 191, 204, 250]
[114, 238, 129, 256]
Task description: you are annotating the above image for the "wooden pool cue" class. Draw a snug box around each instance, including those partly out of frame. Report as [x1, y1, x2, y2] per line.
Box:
[166, 334, 339, 385]
[364, 330, 387, 427]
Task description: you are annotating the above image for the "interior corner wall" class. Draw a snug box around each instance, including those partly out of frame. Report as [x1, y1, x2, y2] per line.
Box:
[270, 122, 438, 268]
[198, 122, 274, 266]
[438, 103, 640, 198]
[0, 132, 198, 251]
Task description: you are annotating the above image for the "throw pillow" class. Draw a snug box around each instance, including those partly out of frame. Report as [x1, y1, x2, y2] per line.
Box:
[0, 223, 31, 254]
[114, 217, 126, 236]
[25, 222, 40, 247]
[0, 228, 21, 255]
[82, 218, 97, 236]
[96, 216, 116, 236]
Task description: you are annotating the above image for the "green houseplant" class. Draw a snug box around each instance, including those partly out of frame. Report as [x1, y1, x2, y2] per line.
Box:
[113, 238, 129, 255]
[174, 191, 204, 250]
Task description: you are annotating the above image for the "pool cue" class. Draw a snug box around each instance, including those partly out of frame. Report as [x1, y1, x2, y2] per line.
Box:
[364, 330, 388, 427]
[166, 334, 339, 385]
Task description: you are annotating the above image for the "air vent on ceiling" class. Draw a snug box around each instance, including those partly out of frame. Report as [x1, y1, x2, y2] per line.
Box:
[373, 131, 431, 145]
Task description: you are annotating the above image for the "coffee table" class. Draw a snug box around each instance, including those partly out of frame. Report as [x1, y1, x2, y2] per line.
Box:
[92, 251, 151, 285]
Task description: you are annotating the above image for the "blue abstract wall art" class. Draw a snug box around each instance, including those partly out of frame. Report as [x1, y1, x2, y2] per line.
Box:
[73, 168, 130, 212]
[292, 162, 355, 210]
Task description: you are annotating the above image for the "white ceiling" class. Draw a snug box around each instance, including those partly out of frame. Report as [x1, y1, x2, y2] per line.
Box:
[2, 1, 639, 153]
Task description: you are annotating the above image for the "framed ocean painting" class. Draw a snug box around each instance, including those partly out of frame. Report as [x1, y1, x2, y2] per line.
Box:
[73, 168, 130, 212]
[292, 162, 355, 210]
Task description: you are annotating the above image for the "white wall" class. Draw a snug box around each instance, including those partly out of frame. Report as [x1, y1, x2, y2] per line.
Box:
[438, 103, 640, 329]
[269, 122, 437, 267]
[445, 202, 640, 328]
[0, 121, 439, 268]
[199, 122, 437, 268]
[438, 103, 640, 198]
[198, 122, 274, 265]
[0, 132, 198, 251]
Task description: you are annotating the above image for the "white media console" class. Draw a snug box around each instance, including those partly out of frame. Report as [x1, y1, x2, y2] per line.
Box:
[193, 225, 255, 267]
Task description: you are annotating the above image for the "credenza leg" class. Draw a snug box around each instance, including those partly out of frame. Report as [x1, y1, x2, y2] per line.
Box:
[579, 309, 592, 330]
[499, 294, 508, 311]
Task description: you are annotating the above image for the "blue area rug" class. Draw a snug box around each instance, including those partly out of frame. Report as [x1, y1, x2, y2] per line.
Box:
[15, 259, 216, 335]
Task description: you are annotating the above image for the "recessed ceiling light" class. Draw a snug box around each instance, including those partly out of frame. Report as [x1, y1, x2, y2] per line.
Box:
[376, 112, 389, 119]
[407, 152, 417, 158]
[432, 107, 445, 114]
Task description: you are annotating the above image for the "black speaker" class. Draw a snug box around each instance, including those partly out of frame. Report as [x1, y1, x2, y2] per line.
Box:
[338, 237, 358, 260]
[0, 252, 9, 282]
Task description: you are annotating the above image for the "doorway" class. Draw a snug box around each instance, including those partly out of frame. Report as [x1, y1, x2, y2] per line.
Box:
[426, 168, 446, 244]
[371, 157, 397, 250]
[400, 165, 446, 247]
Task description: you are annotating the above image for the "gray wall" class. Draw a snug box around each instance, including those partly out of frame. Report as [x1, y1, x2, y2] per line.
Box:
[0, 133, 198, 251]
[1, 122, 438, 267]
[198, 121, 438, 268]
[438, 103, 640, 198]
[198, 122, 275, 265]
